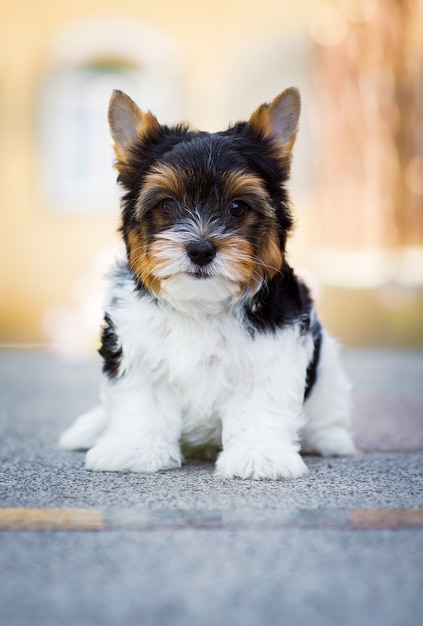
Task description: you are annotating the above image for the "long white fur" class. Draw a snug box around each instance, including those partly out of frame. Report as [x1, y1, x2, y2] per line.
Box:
[59, 262, 354, 480]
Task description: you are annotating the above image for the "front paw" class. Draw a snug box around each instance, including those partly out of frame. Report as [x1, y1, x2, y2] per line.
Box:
[85, 438, 182, 473]
[215, 443, 308, 480]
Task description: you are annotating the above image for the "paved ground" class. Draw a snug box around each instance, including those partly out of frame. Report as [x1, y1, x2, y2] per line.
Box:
[0, 349, 422, 626]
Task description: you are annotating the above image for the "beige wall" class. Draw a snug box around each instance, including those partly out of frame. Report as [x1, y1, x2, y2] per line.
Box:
[1, 0, 422, 350]
[1, 0, 323, 346]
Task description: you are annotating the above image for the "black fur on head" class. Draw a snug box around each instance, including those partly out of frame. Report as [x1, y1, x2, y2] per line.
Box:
[108, 89, 301, 299]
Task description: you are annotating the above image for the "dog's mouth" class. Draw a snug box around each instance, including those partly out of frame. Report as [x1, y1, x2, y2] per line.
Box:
[187, 268, 212, 279]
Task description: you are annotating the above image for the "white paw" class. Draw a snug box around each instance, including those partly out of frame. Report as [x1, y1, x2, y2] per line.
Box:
[59, 406, 107, 451]
[85, 438, 182, 473]
[302, 426, 356, 456]
[215, 444, 308, 480]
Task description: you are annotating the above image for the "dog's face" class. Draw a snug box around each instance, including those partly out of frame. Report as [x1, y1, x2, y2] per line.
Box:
[108, 88, 300, 304]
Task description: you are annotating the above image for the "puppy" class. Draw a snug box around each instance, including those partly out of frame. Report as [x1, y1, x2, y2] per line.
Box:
[59, 87, 355, 479]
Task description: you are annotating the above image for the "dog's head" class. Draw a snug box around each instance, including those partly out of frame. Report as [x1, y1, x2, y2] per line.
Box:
[108, 88, 300, 305]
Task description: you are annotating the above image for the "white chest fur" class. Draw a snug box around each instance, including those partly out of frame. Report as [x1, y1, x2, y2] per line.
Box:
[106, 279, 313, 450]
[60, 273, 354, 478]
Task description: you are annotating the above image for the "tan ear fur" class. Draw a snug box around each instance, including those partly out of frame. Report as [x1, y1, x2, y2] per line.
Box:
[108, 90, 160, 163]
[248, 88, 301, 159]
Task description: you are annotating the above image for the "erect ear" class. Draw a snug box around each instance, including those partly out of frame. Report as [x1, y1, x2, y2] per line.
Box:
[248, 88, 301, 159]
[108, 90, 161, 163]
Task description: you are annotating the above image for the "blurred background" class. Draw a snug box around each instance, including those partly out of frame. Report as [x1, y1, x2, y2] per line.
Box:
[0, 0, 422, 358]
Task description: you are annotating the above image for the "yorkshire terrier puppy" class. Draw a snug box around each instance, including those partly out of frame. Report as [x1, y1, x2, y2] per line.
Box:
[60, 87, 355, 479]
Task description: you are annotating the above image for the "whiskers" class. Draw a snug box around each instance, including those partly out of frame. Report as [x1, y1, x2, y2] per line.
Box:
[126, 223, 283, 302]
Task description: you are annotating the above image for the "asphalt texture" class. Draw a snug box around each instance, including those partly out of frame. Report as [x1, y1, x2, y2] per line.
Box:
[1, 348, 422, 626]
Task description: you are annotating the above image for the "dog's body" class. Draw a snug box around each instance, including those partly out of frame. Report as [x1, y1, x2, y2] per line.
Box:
[60, 88, 355, 479]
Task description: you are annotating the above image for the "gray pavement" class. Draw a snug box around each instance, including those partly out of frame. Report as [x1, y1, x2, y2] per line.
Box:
[0, 348, 422, 626]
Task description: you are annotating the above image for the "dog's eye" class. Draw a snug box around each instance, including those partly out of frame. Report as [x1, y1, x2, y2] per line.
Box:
[228, 200, 248, 218]
[158, 198, 180, 217]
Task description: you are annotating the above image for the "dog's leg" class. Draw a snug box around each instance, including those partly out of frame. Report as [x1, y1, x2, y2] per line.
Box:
[59, 405, 108, 451]
[301, 331, 355, 456]
[215, 329, 310, 480]
[216, 405, 308, 480]
[84, 373, 183, 473]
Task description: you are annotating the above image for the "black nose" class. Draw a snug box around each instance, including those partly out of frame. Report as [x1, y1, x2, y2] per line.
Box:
[186, 240, 217, 266]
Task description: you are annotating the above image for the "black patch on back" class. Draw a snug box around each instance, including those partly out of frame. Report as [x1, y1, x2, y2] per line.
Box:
[246, 263, 313, 334]
[304, 320, 322, 400]
[98, 314, 123, 379]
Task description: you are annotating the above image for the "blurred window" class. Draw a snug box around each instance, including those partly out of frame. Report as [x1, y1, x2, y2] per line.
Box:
[38, 18, 182, 215]
[39, 62, 138, 214]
